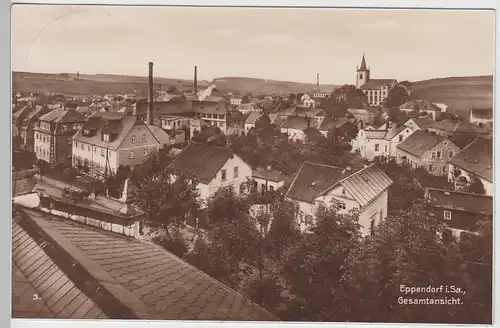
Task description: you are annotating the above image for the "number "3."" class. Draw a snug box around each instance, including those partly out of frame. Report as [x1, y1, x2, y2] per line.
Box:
[32, 294, 40, 301]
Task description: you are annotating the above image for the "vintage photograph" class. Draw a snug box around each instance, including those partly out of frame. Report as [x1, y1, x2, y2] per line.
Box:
[11, 6, 493, 323]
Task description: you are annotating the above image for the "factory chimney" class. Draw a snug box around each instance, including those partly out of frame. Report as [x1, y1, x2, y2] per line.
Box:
[194, 66, 198, 100]
[147, 62, 154, 125]
[317, 73, 319, 91]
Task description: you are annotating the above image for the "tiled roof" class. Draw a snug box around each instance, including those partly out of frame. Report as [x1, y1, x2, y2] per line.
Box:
[12, 210, 109, 319]
[252, 168, 288, 183]
[333, 164, 393, 208]
[147, 125, 170, 146]
[319, 117, 349, 131]
[73, 113, 149, 151]
[245, 112, 262, 125]
[281, 116, 314, 130]
[363, 130, 387, 139]
[193, 101, 228, 115]
[285, 162, 346, 203]
[14, 208, 277, 320]
[38, 108, 86, 124]
[396, 130, 447, 157]
[362, 79, 397, 90]
[407, 116, 434, 130]
[425, 188, 493, 217]
[399, 100, 441, 112]
[448, 137, 492, 182]
[168, 143, 235, 184]
[470, 107, 493, 120]
[428, 119, 486, 135]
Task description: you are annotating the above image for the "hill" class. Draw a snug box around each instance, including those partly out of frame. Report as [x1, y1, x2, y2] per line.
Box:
[212, 77, 338, 95]
[408, 75, 493, 120]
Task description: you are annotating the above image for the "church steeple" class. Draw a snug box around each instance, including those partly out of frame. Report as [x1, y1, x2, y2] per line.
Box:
[356, 53, 370, 89]
[359, 53, 367, 71]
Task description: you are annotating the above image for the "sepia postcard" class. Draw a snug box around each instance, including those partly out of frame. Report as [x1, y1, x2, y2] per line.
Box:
[11, 5, 494, 324]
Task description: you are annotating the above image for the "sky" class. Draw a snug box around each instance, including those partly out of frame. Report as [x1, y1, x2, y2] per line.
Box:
[11, 6, 495, 85]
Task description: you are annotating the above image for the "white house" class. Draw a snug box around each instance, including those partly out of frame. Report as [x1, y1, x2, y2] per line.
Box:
[244, 112, 262, 132]
[300, 94, 316, 108]
[230, 96, 243, 107]
[285, 162, 393, 236]
[404, 116, 434, 132]
[398, 100, 443, 121]
[351, 123, 415, 160]
[280, 116, 315, 142]
[447, 137, 493, 196]
[167, 142, 252, 204]
[236, 103, 262, 115]
[252, 167, 288, 195]
[469, 107, 493, 130]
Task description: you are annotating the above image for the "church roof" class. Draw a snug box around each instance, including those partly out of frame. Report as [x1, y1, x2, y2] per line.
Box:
[359, 54, 367, 71]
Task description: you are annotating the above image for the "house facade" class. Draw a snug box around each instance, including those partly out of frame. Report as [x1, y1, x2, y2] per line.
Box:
[236, 103, 262, 115]
[447, 137, 493, 196]
[34, 108, 86, 165]
[12, 104, 51, 150]
[469, 107, 493, 131]
[230, 96, 242, 107]
[355, 54, 397, 106]
[347, 107, 378, 126]
[168, 143, 252, 204]
[396, 130, 460, 176]
[300, 94, 316, 108]
[72, 113, 160, 178]
[285, 162, 393, 236]
[398, 100, 443, 121]
[252, 167, 288, 195]
[244, 112, 262, 132]
[160, 115, 191, 131]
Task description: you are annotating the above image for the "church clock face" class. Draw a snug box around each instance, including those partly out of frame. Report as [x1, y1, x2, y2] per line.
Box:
[359, 74, 363, 79]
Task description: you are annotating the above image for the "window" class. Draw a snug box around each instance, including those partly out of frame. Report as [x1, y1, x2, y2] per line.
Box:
[131, 136, 137, 143]
[87, 145, 91, 152]
[75, 141, 78, 148]
[428, 164, 434, 172]
[221, 169, 227, 181]
[443, 141, 448, 146]
[384, 145, 388, 153]
[375, 144, 380, 151]
[431, 151, 436, 159]
[80, 144, 84, 150]
[342, 189, 346, 196]
[449, 150, 454, 158]
[142, 134, 147, 142]
[442, 166, 447, 173]
[444, 211, 452, 220]
[339, 202, 346, 210]
[144, 149, 148, 157]
[234, 166, 239, 178]
[101, 149, 105, 157]
[269, 185, 274, 192]
[129, 151, 135, 159]
[436, 150, 442, 159]
[370, 219, 376, 236]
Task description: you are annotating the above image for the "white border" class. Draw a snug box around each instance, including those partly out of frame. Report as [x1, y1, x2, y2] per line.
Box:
[4, 1, 499, 328]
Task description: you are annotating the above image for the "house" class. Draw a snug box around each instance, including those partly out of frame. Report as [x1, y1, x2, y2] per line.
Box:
[75, 106, 93, 117]
[230, 95, 243, 106]
[303, 128, 327, 144]
[11, 202, 276, 320]
[469, 107, 493, 130]
[167, 143, 252, 203]
[280, 116, 316, 141]
[398, 100, 443, 120]
[244, 112, 262, 132]
[193, 98, 230, 133]
[34, 108, 86, 165]
[72, 113, 161, 177]
[447, 137, 492, 196]
[300, 94, 316, 108]
[293, 106, 326, 127]
[189, 118, 209, 139]
[404, 116, 434, 132]
[355, 54, 397, 106]
[166, 129, 186, 145]
[274, 104, 297, 120]
[236, 103, 262, 115]
[159, 115, 191, 131]
[351, 122, 415, 160]
[396, 130, 460, 176]
[347, 107, 379, 126]
[427, 119, 488, 148]
[13, 104, 52, 149]
[285, 162, 393, 236]
[318, 116, 350, 138]
[425, 188, 492, 237]
[252, 166, 288, 195]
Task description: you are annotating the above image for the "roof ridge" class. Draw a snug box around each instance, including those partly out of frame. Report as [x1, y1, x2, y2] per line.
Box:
[426, 187, 493, 198]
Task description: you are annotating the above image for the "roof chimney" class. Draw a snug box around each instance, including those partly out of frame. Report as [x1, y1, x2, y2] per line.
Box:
[147, 62, 154, 125]
[194, 66, 198, 100]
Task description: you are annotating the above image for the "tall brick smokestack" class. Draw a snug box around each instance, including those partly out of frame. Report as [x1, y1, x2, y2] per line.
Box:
[194, 66, 198, 100]
[147, 62, 154, 125]
[317, 73, 319, 91]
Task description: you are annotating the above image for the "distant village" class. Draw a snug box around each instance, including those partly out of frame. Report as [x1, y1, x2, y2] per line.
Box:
[11, 54, 493, 321]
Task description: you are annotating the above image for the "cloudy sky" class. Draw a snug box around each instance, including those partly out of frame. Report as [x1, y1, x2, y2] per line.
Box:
[11, 6, 495, 85]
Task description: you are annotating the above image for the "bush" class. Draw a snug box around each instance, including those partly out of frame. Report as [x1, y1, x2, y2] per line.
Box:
[153, 230, 188, 259]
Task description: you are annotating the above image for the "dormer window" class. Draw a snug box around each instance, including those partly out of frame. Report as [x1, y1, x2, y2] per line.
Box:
[103, 134, 110, 142]
[84, 129, 90, 136]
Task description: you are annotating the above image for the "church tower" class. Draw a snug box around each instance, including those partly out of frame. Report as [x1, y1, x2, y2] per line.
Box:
[356, 53, 370, 89]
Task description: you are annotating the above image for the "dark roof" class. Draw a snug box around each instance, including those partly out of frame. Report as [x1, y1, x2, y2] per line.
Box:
[362, 79, 397, 90]
[407, 116, 434, 130]
[13, 208, 277, 320]
[193, 101, 228, 115]
[237, 103, 261, 111]
[399, 100, 441, 112]
[448, 137, 492, 182]
[38, 108, 86, 124]
[470, 107, 493, 120]
[252, 168, 288, 183]
[281, 116, 313, 130]
[425, 188, 493, 216]
[303, 128, 326, 143]
[245, 112, 262, 124]
[168, 143, 236, 184]
[285, 162, 345, 203]
[359, 54, 367, 71]
[12, 210, 109, 319]
[75, 106, 91, 115]
[293, 107, 325, 118]
[428, 119, 486, 135]
[318, 117, 349, 131]
[73, 113, 152, 151]
[396, 130, 447, 157]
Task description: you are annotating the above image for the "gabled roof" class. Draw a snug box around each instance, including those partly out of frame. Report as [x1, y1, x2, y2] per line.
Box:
[237, 103, 261, 111]
[38, 108, 86, 124]
[147, 125, 170, 146]
[448, 137, 492, 182]
[168, 143, 237, 184]
[319, 117, 349, 131]
[280, 116, 313, 130]
[73, 113, 150, 151]
[363, 130, 387, 139]
[470, 107, 493, 120]
[274, 104, 297, 116]
[425, 188, 493, 217]
[428, 119, 486, 135]
[193, 100, 227, 115]
[362, 79, 397, 90]
[252, 167, 288, 183]
[406, 116, 434, 130]
[303, 128, 326, 143]
[396, 130, 448, 157]
[383, 125, 409, 141]
[245, 112, 262, 125]
[399, 99, 441, 112]
[12, 208, 277, 320]
[75, 106, 91, 115]
[293, 107, 325, 118]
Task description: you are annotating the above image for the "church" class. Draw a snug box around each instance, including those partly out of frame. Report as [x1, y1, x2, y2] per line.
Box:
[356, 54, 398, 107]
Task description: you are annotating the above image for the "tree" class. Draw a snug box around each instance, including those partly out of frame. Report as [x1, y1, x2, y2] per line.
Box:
[384, 83, 411, 110]
[241, 95, 251, 104]
[242, 273, 284, 311]
[167, 85, 180, 94]
[264, 199, 301, 261]
[134, 169, 201, 240]
[254, 113, 276, 140]
[468, 176, 486, 195]
[281, 203, 361, 321]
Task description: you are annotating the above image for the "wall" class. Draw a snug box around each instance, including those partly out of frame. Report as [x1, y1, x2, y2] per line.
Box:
[357, 189, 388, 236]
[398, 139, 459, 176]
[253, 177, 285, 193]
[116, 124, 161, 168]
[34, 130, 52, 162]
[72, 140, 118, 177]
[281, 128, 306, 142]
[388, 127, 414, 157]
[206, 154, 252, 199]
[447, 164, 493, 196]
